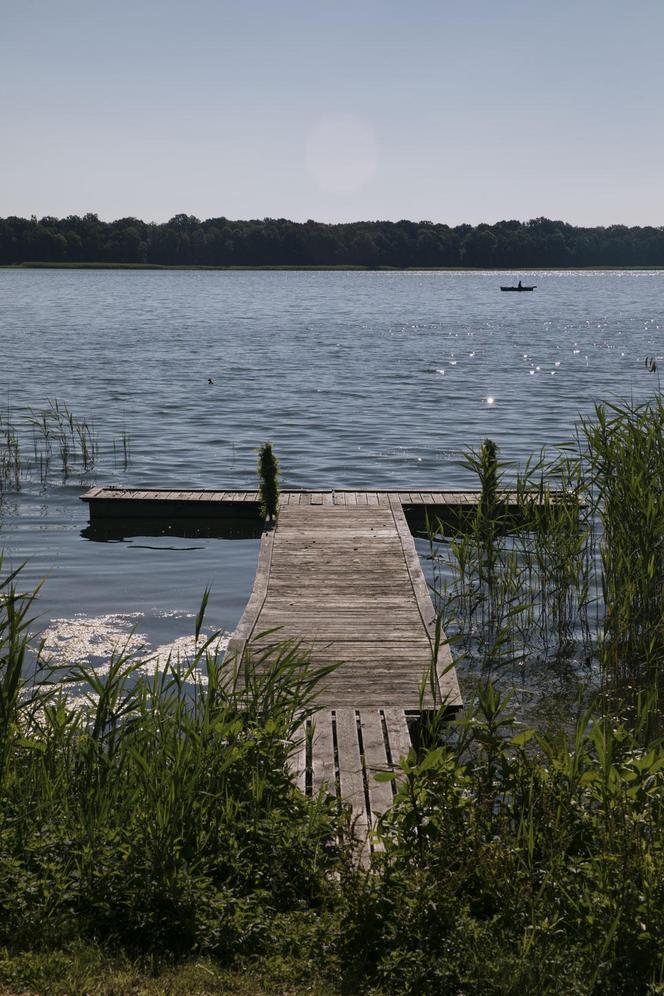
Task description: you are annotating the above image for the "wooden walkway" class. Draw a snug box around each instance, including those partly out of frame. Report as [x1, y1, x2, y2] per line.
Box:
[81, 486, 465, 852]
[224, 498, 461, 849]
[226, 500, 459, 710]
[80, 484, 577, 852]
[288, 707, 413, 859]
[81, 485, 511, 512]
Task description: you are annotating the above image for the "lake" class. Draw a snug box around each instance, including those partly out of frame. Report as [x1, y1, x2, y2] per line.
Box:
[0, 268, 661, 677]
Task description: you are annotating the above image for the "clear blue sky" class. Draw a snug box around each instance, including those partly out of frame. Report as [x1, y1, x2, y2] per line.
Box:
[2, 0, 663, 225]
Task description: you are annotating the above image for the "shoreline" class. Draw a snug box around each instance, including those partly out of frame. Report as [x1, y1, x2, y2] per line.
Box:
[2, 261, 664, 272]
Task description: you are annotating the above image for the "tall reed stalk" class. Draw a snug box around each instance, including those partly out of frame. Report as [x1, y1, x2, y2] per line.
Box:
[431, 397, 664, 721]
[257, 441, 280, 521]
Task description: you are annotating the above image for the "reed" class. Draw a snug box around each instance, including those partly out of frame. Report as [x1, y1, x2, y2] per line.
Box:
[257, 441, 280, 521]
[0, 413, 21, 492]
[577, 398, 664, 717]
[1, 563, 663, 992]
[430, 398, 664, 718]
[0, 399, 128, 489]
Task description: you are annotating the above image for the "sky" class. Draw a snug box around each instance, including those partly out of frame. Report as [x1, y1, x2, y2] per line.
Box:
[2, 0, 663, 226]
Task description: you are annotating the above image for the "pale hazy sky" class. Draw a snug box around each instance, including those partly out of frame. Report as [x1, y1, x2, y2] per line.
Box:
[2, 0, 663, 225]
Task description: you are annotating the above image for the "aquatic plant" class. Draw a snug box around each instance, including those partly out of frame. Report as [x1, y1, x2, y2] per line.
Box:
[429, 397, 664, 722]
[578, 398, 664, 718]
[257, 440, 280, 521]
[0, 414, 21, 493]
[0, 399, 129, 490]
[112, 429, 131, 470]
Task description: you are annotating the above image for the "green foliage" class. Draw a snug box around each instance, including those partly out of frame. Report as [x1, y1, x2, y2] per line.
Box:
[257, 441, 279, 521]
[0, 569, 338, 958]
[0, 398, 134, 493]
[341, 688, 664, 994]
[578, 398, 664, 715]
[1, 213, 663, 267]
[0, 558, 663, 991]
[431, 398, 664, 718]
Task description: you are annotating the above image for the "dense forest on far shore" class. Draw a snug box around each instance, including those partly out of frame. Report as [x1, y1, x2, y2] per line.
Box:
[1, 213, 664, 268]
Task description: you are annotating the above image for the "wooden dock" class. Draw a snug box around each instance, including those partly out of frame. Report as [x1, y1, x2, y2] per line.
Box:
[222, 497, 464, 856]
[80, 485, 544, 538]
[81, 484, 579, 850]
[225, 499, 459, 710]
[80, 486, 468, 850]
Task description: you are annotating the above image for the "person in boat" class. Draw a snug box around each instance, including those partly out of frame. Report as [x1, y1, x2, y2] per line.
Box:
[518, 279, 522, 289]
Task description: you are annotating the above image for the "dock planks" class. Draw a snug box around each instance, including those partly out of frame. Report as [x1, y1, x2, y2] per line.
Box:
[82, 485, 551, 509]
[226, 501, 460, 710]
[287, 707, 414, 858]
[81, 485, 470, 854]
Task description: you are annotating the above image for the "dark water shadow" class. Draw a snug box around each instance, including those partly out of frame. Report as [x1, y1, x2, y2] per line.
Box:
[82, 514, 264, 543]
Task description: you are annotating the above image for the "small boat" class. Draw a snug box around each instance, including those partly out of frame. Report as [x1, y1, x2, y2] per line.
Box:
[500, 282, 536, 292]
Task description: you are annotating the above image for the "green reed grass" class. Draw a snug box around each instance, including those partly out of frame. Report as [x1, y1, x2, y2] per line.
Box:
[0, 564, 339, 955]
[0, 399, 128, 490]
[257, 441, 279, 521]
[576, 398, 664, 716]
[430, 399, 664, 718]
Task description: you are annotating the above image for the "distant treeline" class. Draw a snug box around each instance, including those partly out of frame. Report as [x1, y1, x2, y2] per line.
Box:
[1, 213, 664, 268]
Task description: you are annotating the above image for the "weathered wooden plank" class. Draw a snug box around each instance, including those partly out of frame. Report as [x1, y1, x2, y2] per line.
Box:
[311, 711, 336, 799]
[225, 525, 276, 662]
[359, 710, 395, 820]
[287, 721, 307, 794]
[388, 495, 462, 709]
[335, 709, 369, 859]
[383, 708, 413, 770]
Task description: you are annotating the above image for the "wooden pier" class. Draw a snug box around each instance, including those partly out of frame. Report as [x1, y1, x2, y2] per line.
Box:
[224, 496, 462, 857]
[81, 484, 577, 849]
[81, 486, 470, 850]
[81, 485, 542, 538]
[225, 499, 459, 710]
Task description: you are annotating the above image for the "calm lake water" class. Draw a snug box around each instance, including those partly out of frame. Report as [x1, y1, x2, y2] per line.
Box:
[0, 269, 661, 678]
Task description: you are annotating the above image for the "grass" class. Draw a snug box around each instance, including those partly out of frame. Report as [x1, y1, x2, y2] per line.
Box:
[0, 943, 344, 995]
[1, 398, 664, 992]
